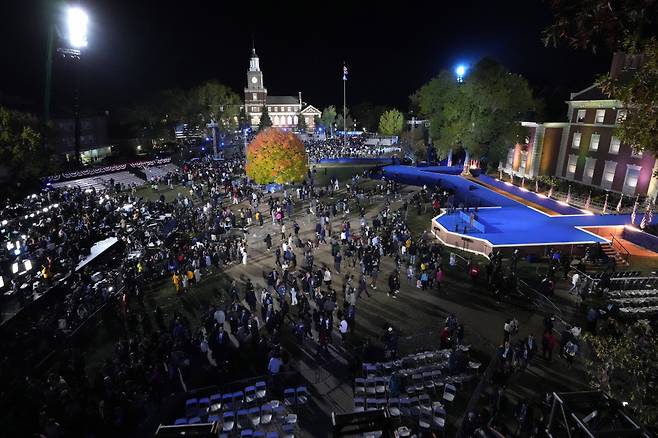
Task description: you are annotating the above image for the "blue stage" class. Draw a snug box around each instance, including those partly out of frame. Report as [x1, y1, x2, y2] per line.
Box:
[381, 165, 652, 249]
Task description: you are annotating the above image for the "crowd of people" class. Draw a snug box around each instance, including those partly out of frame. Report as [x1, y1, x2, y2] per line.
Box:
[305, 136, 399, 162]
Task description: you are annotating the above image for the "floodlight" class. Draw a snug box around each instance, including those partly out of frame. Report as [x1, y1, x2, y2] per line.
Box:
[67, 7, 89, 48]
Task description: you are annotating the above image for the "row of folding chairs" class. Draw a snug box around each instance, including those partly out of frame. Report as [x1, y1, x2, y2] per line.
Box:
[609, 279, 657, 291]
[185, 381, 267, 417]
[354, 398, 448, 430]
[591, 271, 641, 279]
[283, 386, 310, 407]
[219, 426, 294, 438]
[176, 400, 295, 434]
[362, 350, 451, 377]
[607, 289, 658, 298]
[355, 384, 456, 414]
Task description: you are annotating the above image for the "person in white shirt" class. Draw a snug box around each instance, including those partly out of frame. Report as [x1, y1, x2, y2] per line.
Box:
[569, 272, 580, 293]
[339, 318, 348, 342]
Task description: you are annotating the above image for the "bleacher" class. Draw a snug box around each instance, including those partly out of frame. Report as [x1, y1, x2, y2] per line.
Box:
[353, 348, 481, 436]
[165, 380, 307, 437]
[52, 171, 146, 192]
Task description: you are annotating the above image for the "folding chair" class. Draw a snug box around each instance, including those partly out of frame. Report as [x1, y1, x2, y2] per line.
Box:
[375, 377, 387, 395]
[233, 391, 245, 411]
[260, 403, 273, 425]
[296, 386, 309, 405]
[363, 362, 377, 377]
[387, 397, 400, 417]
[253, 432, 265, 438]
[285, 413, 298, 425]
[419, 393, 431, 410]
[245, 386, 257, 405]
[266, 433, 279, 438]
[236, 409, 249, 430]
[174, 418, 187, 425]
[188, 416, 202, 425]
[255, 381, 267, 400]
[397, 426, 411, 437]
[210, 393, 222, 413]
[248, 406, 261, 428]
[418, 407, 432, 430]
[274, 405, 287, 422]
[222, 411, 235, 433]
[222, 393, 234, 412]
[443, 383, 456, 402]
[354, 397, 365, 413]
[413, 373, 424, 393]
[432, 404, 446, 430]
[198, 397, 210, 415]
[284, 388, 296, 406]
[423, 371, 435, 392]
[185, 398, 199, 417]
[240, 430, 254, 438]
[365, 378, 377, 396]
[354, 377, 366, 396]
[409, 396, 420, 417]
[399, 397, 411, 417]
[282, 424, 295, 438]
[366, 397, 378, 411]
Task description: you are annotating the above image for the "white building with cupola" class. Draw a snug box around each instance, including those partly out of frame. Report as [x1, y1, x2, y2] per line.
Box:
[243, 46, 320, 131]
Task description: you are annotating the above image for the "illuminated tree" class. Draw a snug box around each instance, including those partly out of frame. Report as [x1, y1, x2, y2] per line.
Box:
[246, 128, 308, 184]
[378, 109, 404, 136]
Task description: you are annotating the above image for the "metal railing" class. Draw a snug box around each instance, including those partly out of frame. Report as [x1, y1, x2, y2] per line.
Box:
[610, 235, 631, 264]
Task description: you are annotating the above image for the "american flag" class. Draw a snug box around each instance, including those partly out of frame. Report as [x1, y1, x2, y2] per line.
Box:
[343, 63, 348, 81]
[630, 195, 639, 225]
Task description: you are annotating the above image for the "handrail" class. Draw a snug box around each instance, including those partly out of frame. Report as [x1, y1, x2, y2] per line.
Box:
[610, 235, 631, 264]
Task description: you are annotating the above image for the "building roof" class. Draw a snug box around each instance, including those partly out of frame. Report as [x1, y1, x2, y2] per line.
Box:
[300, 105, 321, 115]
[570, 84, 609, 101]
[266, 96, 300, 105]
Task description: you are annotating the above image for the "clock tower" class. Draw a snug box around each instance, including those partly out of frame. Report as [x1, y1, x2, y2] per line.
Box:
[244, 46, 267, 118]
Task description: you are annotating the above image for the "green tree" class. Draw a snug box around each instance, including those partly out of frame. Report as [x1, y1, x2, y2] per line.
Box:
[352, 102, 388, 132]
[194, 80, 242, 130]
[0, 107, 52, 190]
[415, 58, 538, 162]
[238, 107, 249, 130]
[335, 110, 353, 134]
[258, 105, 272, 130]
[378, 109, 404, 136]
[320, 106, 337, 136]
[297, 113, 307, 132]
[543, 0, 658, 157]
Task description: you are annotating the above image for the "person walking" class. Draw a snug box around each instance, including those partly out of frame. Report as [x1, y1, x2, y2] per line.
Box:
[569, 272, 580, 294]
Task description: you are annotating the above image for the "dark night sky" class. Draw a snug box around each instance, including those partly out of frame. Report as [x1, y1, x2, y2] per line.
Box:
[1, 0, 611, 120]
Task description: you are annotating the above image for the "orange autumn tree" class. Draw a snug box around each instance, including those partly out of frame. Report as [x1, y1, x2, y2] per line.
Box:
[246, 128, 309, 184]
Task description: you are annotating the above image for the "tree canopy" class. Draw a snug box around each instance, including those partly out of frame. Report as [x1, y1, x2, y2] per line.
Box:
[319, 106, 337, 135]
[297, 112, 307, 132]
[414, 58, 539, 162]
[245, 128, 308, 184]
[258, 105, 273, 130]
[543, 0, 658, 157]
[378, 109, 404, 136]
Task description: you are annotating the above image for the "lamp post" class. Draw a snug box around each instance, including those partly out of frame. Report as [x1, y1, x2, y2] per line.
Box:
[59, 6, 89, 167]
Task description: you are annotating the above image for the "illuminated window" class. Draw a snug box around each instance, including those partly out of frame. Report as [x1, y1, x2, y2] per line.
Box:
[577, 109, 586, 122]
[252, 93, 257, 101]
[567, 154, 577, 178]
[623, 165, 641, 194]
[583, 158, 596, 184]
[572, 132, 581, 148]
[609, 137, 621, 154]
[595, 109, 605, 124]
[602, 161, 617, 189]
[589, 134, 600, 151]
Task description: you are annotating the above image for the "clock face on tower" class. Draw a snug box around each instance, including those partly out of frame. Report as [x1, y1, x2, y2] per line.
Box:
[251, 76, 258, 84]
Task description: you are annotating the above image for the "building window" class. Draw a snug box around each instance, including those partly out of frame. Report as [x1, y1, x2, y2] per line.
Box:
[589, 134, 600, 151]
[506, 149, 514, 170]
[252, 93, 257, 101]
[583, 158, 596, 184]
[576, 109, 586, 122]
[609, 136, 621, 154]
[287, 106, 292, 112]
[572, 132, 581, 148]
[595, 109, 605, 124]
[602, 161, 617, 189]
[567, 154, 578, 178]
[617, 109, 627, 123]
[623, 165, 641, 195]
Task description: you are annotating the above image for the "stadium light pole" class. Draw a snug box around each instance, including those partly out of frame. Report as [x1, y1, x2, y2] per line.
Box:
[455, 64, 467, 83]
[61, 6, 89, 167]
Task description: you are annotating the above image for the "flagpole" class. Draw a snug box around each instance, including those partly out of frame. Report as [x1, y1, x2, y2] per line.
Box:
[343, 65, 347, 148]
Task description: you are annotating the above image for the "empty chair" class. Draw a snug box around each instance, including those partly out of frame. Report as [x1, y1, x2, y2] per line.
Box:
[432, 405, 446, 429]
[260, 403, 273, 425]
[365, 378, 377, 396]
[208, 414, 220, 424]
[236, 409, 249, 430]
[443, 383, 457, 402]
[222, 393, 234, 412]
[274, 405, 287, 422]
[285, 413, 298, 425]
[255, 381, 267, 400]
[354, 377, 366, 396]
[266, 433, 279, 438]
[185, 398, 199, 417]
[284, 388, 296, 406]
[222, 411, 235, 432]
[354, 397, 365, 413]
[419, 393, 431, 410]
[210, 393, 222, 412]
[418, 407, 432, 430]
[241, 430, 254, 438]
[413, 374, 424, 393]
[366, 397, 378, 411]
[245, 386, 257, 405]
[174, 418, 187, 425]
[233, 391, 245, 410]
[253, 432, 265, 438]
[423, 371, 435, 392]
[399, 397, 411, 417]
[188, 416, 202, 425]
[409, 396, 420, 417]
[295, 386, 309, 405]
[387, 397, 401, 417]
[198, 397, 210, 415]
[375, 377, 387, 395]
[248, 406, 261, 428]
[282, 424, 295, 438]
[363, 363, 377, 377]
[397, 426, 411, 437]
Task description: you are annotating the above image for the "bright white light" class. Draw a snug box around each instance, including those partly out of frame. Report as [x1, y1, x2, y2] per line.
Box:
[16, 241, 20, 249]
[43, 207, 49, 213]
[11, 263, 18, 274]
[21, 235, 26, 240]
[14, 249, 20, 255]
[0, 276, 4, 288]
[1, 220, 7, 226]
[53, 203, 59, 208]
[24, 260, 32, 271]
[67, 7, 89, 48]
[455, 65, 466, 77]
[6, 242, 14, 250]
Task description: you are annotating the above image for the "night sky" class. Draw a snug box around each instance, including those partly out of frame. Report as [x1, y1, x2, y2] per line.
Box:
[1, 0, 611, 120]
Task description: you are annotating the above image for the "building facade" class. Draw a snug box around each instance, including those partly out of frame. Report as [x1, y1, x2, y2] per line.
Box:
[243, 47, 320, 130]
[51, 114, 113, 164]
[502, 53, 658, 200]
